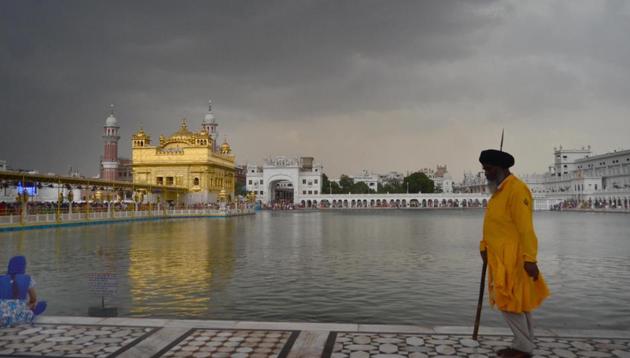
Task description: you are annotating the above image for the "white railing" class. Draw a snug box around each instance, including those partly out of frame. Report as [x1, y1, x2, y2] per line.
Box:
[0, 207, 255, 228]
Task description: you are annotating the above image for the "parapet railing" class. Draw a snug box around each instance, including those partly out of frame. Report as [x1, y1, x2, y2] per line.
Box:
[0, 207, 255, 227]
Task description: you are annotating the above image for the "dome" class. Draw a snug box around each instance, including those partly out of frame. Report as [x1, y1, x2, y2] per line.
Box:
[171, 119, 193, 138]
[202, 113, 215, 124]
[220, 139, 231, 153]
[105, 114, 118, 127]
[133, 128, 148, 139]
[203, 99, 215, 124]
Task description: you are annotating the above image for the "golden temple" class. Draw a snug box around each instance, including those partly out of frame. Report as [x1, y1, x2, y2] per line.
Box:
[131, 117, 235, 203]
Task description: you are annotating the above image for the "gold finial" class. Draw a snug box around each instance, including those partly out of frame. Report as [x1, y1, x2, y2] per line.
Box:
[220, 136, 231, 154]
[181, 118, 188, 129]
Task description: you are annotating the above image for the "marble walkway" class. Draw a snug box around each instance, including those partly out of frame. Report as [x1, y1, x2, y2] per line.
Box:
[0, 316, 628, 358]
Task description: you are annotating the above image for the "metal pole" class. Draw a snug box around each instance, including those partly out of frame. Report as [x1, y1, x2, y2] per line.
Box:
[149, 185, 152, 216]
[19, 191, 25, 226]
[86, 181, 90, 220]
[20, 175, 26, 225]
[473, 260, 487, 340]
[68, 187, 73, 215]
[132, 184, 136, 216]
[56, 180, 62, 223]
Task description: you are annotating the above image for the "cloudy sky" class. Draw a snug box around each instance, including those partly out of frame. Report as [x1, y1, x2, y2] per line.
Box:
[1, 0, 629, 180]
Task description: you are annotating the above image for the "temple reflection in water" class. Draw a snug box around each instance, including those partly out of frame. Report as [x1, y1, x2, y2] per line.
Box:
[127, 219, 236, 317]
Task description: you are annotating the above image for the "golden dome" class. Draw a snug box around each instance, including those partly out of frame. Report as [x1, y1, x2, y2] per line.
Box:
[133, 127, 148, 139]
[171, 119, 193, 138]
[220, 138, 231, 154]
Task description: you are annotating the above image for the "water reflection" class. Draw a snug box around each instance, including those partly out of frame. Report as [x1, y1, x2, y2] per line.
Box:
[127, 219, 236, 317]
[0, 211, 629, 329]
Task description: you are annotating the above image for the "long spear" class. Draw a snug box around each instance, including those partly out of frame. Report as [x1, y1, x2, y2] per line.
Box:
[473, 129, 504, 340]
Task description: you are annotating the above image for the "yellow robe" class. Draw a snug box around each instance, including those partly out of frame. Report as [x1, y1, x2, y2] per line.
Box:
[480, 175, 550, 313]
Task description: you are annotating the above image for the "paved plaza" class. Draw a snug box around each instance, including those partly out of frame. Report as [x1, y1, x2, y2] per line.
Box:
[326, 332, 630, 358]
[0, 316, 628, 357]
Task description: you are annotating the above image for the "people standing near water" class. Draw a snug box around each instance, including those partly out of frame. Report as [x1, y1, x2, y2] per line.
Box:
[478, 149, 550, 358]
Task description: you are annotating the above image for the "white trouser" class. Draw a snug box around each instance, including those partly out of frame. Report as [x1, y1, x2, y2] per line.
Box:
[501, 311, 536, 353]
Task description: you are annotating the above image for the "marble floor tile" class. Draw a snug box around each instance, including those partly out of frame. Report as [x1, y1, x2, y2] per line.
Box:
[324, 332, 630, 358]
[155, 328, 300, 358]
[0, 323, 155, 357]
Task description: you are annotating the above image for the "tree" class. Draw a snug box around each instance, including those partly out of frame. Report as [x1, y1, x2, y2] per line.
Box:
[322, 173, 331, 193]
[330, 182, 343, 194]
[378, 182, 403, 193]
[403, 172, 434, 193]
[235, 182, 248, 196]
[322, 173, 345, 194]
[350, 182, 371, 194]
[339, 175, 354, 193]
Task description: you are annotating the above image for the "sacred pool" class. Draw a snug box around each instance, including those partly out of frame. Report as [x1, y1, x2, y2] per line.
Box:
[0, 210, 628, 330]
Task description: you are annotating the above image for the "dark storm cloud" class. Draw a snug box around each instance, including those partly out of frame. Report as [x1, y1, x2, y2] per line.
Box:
[2, 0, 498, 114]
[1, 0, 629, 178]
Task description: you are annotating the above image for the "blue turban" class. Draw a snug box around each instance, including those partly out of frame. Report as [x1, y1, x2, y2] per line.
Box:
[7, 255, 26, 275]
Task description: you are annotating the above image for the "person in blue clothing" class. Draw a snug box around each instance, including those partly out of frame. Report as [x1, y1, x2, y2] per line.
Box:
[0, 256, 46, 327]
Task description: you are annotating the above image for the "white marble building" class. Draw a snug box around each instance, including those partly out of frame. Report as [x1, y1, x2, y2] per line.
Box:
[458, 171, 545, 195]
[351, 170, 379, 191]
[299, 192, 491, 209]
[435, 175, 454, 193]
[547, 146, 592, 180]
[246, 156, 323, 205]
[456, 146, 630, 209]
[420, 165, 453, 193]
[456, 171, 487, 194]
[542, 146, 630, 206]
[379, 171, 405, 185]
[520, 173, 546, 194]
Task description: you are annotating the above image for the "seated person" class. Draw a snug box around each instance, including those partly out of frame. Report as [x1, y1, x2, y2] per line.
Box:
[0, 256, 46, 327]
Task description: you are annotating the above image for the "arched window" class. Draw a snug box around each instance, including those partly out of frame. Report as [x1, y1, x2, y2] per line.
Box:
[193, 178, 200, 186]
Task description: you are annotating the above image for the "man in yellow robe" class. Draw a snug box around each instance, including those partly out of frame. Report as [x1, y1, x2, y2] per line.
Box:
[479, 149, 550, 358]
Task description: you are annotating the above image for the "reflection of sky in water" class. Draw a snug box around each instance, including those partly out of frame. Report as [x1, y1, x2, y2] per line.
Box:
[0, 211, 628, 329]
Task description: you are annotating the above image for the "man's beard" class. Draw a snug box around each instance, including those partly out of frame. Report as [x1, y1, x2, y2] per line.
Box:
[486, 171, 507, 194]
[487, 180, 498, 194]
